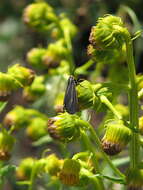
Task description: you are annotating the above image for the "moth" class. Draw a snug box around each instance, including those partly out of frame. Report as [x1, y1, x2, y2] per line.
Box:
[63, 75, 79, 114]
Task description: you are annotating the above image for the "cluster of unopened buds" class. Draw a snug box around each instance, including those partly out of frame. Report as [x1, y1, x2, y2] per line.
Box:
[0, 64, 35, 101]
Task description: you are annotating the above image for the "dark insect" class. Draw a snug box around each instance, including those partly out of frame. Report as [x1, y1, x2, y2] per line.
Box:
[63, 75, 79, 114]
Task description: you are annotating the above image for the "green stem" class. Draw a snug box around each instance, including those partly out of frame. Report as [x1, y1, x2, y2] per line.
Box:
[55, 20, 75, 74]
[100, 95, 122, 120]
[88, 124, 125, 179]
[124, 31, 140, 169]
[28, 162, 38, 190]
[63, 29, 75, 74]
[75, 59, 95, 76]
[81, 131, 105, 190]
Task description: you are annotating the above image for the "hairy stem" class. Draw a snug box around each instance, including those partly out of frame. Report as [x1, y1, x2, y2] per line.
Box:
[124, 31, 140, 169]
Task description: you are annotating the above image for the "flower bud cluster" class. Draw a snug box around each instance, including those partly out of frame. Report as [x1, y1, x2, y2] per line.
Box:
[23, 76, 46, 102]
[0, 64, 35, 101]
[16, 152, 97, 187]
[4, 106, 48, 140]
[23, 2, 57, 33]
[4, 106, 30, 129]
[16, 154, 63, 180]
[88, 15, 127, 64]
[23, 2, 77, 38]
[27, 40, 69, 70]
[26, 117, 48, 140]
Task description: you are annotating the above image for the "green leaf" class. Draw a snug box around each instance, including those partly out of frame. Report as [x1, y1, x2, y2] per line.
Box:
[92, 174, 126, 184]
[16, 181, 31, 185]
[0, 102, 7, 113]
[0, 165, 16, 185]
[32, 135, 53, 146]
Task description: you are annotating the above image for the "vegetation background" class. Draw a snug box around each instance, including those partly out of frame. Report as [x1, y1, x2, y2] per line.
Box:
[1, 0, 143, 189]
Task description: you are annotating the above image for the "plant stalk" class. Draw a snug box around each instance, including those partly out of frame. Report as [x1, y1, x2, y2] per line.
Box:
[100, 95, 122, 120]
[125, 31, 140, 169]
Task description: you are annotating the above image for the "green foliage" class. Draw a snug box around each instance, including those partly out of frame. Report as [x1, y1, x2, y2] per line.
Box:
[1, 1, 143, 190]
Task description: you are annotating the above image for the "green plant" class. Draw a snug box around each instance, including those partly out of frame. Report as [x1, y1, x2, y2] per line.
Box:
[1, 1, 143, 190]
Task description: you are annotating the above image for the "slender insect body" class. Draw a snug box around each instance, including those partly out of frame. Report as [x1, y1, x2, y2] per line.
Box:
[63, 75, 78, 114]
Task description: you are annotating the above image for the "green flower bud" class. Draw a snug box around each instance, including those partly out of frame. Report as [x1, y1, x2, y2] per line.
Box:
[89, 15, 126, 50]
[0, 131, 15, 160]
[8, 64, 35, 86]
[54, 93, 64, 113]
[139, 116, 143, 135]
[26, 117, 48, 140]
[127, 168, 143, 190]
[27, 48, 47, 69]
[0, 73, 18, 101]
[23, 76, 46, 102]
[45, 154, 63, 176]
[87, 43, 126, 64]
[102, 120, 131, 155]
[4, 106, 30, 129]
[59, 14, 78, 39]
[47, 113, 81, 142]
[23, 2, 58, 33]
[59, 159, 80, 186]
[43, 40, 68, 68]
[76, 80, 100, 110]
[16, 157, 35, 180]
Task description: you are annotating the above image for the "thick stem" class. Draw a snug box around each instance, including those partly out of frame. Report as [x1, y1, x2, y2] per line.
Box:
[81, 131, 105, 190]
[125, 32, 140, 169]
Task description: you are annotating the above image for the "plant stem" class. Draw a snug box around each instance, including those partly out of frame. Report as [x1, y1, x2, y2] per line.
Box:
[63, 28, 75, 74]
[88, 124, 125, 179]
[81, 131, 105, 190]
[100, 95, 122, 120]
[28, 161, 38, 190]
[75, 59, 95, 75]
[124, 31, 140, 169]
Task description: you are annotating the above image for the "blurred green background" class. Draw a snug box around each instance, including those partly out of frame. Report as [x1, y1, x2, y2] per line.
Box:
[1, 0, 143, 189]
[1, 0, 143, 72]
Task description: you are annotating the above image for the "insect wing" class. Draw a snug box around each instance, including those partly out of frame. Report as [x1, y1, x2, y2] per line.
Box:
[64, 76, 78, 114]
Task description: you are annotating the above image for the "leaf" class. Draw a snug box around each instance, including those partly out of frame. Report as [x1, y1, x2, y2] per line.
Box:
[16, 181, 31, 185]
[32, 135, 53, 146]
[112, 157, 129, 167]
[92, 174, 126, 184]
[0, 165, 16, 185]
[0, 102, 7, 113]
[132, 30, 143, 41]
